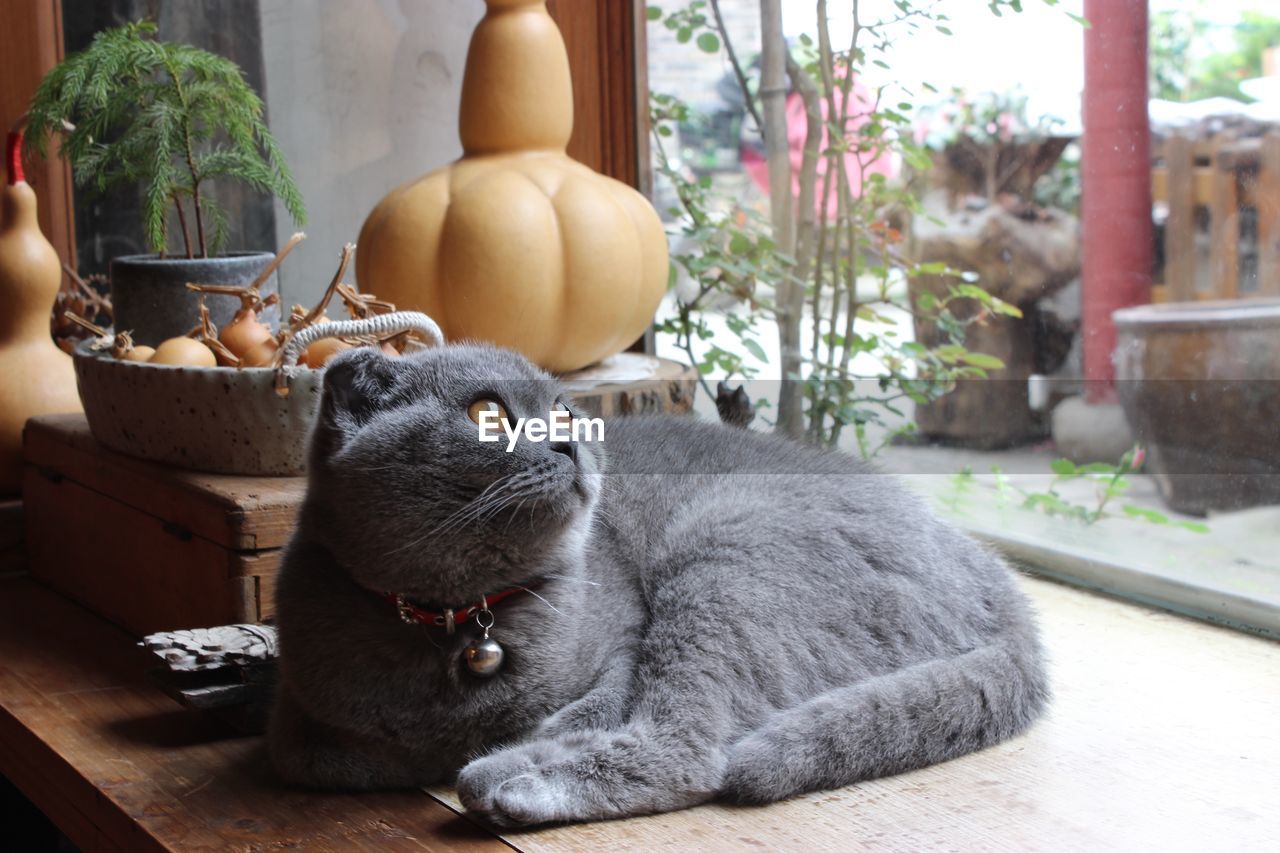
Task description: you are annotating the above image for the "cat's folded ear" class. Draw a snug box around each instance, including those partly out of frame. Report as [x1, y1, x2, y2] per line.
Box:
[311, 348, 401, 456]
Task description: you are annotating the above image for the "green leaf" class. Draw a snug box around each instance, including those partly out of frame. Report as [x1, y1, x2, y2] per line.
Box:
[696, 32, 720, 53]
[1049, 459, 1079, 476]
[1023, 492, 1074, 516]
[676, 26, 693, 43]
[742, 338, 768, 362]
[960, 352, 1006, 370]
[950, 283, 993, 303]
[989, 297, 1023, 318]
[933, 344, 966, 363]
[646, 5, 663, 21]
[1122, 505, 1168, 524]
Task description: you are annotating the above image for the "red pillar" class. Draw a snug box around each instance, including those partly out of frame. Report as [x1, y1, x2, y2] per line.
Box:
[1081, 0, 1151, 403]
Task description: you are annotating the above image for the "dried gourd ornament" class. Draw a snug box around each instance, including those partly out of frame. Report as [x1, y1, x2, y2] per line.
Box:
[355, 0, 668, 373]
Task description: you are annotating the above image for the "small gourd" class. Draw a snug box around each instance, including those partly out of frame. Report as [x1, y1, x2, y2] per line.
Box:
[150, 298, 230, 368]
[0, 128, 81, 494]
[186, 232, 305, 367]
[299, 337, 352, 368]
[117, 336, 156, 362]
[355, 0, 667, 373]
[149, 336, 218, 368]
[218, 304, 278, 366]
[63, 312, 154, 362]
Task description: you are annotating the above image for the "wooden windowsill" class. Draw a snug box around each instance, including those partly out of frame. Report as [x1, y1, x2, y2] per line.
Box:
[1, 574, 1276, 850]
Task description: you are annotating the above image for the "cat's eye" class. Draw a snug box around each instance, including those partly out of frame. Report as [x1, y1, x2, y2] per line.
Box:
[552, 401, 571, 417]
[468, 398, 508, 426]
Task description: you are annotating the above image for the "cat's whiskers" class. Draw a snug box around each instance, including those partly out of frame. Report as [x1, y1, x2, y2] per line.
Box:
[461, 479, 531, 530]
[386, 475, 524, 555]
[435, 476, 521, 529]
[353, 463, 408, 473]
[542, 573, 600, 587]
[504, 499, 528, 535]
[517, 585, 563, 617]
[433, 474, 536, 537]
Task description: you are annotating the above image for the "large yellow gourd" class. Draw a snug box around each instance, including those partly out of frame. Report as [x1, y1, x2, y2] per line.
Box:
[356, 0, 668, 373]
[0, 130, 81, 494]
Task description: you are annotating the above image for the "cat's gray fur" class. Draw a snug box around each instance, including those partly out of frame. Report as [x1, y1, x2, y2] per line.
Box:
[269, 345, 1048, 826]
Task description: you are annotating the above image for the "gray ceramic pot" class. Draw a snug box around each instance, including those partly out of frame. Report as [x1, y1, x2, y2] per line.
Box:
[1114, 298, 1280, 514]
[110, 252, 280, 346]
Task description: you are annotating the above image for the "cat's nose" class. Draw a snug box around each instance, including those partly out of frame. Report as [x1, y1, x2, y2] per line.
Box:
[550, 441, 578, 462]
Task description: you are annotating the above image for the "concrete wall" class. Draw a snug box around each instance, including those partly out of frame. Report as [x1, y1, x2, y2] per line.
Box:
[259, 0, 484, 304]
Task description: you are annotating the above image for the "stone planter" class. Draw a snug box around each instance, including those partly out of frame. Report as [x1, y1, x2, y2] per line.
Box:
[909, 196, 1081, 448]
[1114, 298, 1280, 515]
[110, 252, 279, 346]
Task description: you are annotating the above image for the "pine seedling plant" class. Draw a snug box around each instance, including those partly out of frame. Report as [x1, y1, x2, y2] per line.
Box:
[25, 20, 306, 258]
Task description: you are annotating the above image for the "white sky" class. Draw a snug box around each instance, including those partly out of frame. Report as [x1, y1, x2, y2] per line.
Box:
[780, 0, 1273, 133]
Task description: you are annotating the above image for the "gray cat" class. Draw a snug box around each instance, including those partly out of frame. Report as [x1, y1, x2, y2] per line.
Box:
[269, 344, 1048, 826]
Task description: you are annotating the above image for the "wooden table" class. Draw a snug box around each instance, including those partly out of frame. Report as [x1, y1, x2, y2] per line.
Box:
[2, 574, 1277, 851]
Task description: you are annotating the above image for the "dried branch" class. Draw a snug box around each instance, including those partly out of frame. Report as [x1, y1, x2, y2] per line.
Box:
[708, 0, 764, 138]
[270, 243, 355, 370]
[759, 0, 804, 437]
[337, 282, 396, 319]
[247, 231, 306, 292]
[61, 262, 113, 315]
[788, 54, 823, 287]
[62, 310, 110, 339]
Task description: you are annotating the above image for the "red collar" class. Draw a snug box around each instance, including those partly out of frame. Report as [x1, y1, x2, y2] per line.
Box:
[381, 585, 533, 633]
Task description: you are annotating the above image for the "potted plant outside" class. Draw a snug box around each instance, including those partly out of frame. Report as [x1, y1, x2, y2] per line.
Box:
[25, 21, 306, 345]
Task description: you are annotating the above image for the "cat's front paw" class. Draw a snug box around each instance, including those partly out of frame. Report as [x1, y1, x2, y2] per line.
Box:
[458, 728, 717, 825]
[457, 740, 580, 826]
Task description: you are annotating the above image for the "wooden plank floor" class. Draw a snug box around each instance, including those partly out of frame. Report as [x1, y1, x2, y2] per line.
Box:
[2, 574, 1277, 851]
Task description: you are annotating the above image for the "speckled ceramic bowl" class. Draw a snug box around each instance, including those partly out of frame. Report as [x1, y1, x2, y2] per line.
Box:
[72, 311, 445, 476]
[73, 342, 325, 475]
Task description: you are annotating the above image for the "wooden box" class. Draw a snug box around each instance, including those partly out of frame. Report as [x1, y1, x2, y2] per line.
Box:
[18, 357, 697, 637]
[22, 414, 305, 636]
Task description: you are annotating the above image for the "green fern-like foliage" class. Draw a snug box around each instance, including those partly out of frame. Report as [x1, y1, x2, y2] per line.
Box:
[25, 21, 306, 257]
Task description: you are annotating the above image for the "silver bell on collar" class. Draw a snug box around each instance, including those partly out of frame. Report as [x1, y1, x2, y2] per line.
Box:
[464, 603, 504, 677]
[464, 636, 504, 676]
